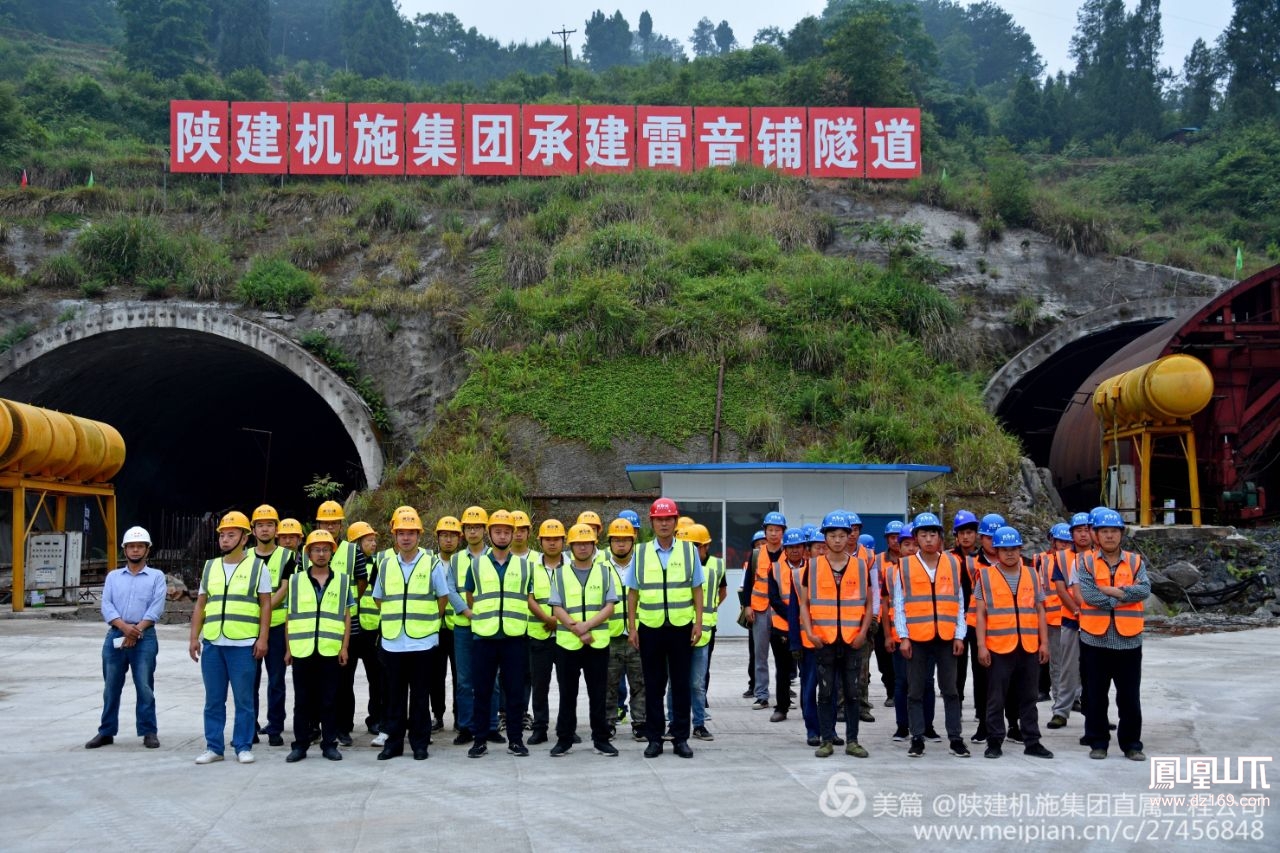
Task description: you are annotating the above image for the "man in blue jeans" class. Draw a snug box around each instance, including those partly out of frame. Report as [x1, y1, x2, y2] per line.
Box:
[86, 526, 167, 750]
[189, 511, 272, 765]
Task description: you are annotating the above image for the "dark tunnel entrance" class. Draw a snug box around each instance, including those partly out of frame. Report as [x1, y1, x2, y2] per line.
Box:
[0, 327, 369, 554]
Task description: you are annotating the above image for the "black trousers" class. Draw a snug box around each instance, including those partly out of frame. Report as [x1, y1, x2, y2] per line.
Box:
[769, 625, 794, 712]
[967, 632, 1018, 729]
[349, 629, 384, 732]
[291, 653, 340, 751]
[986, 648, 1042, 745]
[817, 640, 863, 742]
[907, 639, 963, 740]
[639, 623, 693, 743]
[1080, 642, 1143, 752]
[334, 632, 359, 735]
[554, 643, 610, 744]
[528, 636, 556, 735]
[872, 622, 894, 697]
[379, 646, 440, 752]
[472, 635, 528, 743]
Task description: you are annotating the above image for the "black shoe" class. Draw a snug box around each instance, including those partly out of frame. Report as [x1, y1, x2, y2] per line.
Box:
[431, 719, 444, 733]
[143, 733, 159, 749]
[337, 733, 353, 747]
[884, 696, 895, 707]
[807, 736, 822, 747]
[970, 727, 988, 743]
[453, 729, 472, 746]
[507, 741, 529, 757]
[1006, 725, 1024, 743]
[376, 746, 402, 760]
[572, 733, 582, 744]
[673, 740, 694, 758]
[831, 736, 846, 746]
[632, 727, 647, 742]
[1047, 715, 1067, 729]
[528, 731, 548, 745]
[486, 732, 506, 744]
[468, 742, 488, 758]
[1024, 742, 1054, 759]
[1109, 723, 1117, 730]
[984, 742, 1003, 759]
[908, 738, 925, 757]
[1090, 748, 1108, 760]
[85, 734, 114, 749]
[644, 741, 663, 758]
[892, 726, 909, 742]
[924, 727, 941, 742]
[594, 740, 619, 757]
[949, 739, 971, 757]
[742, 689, 753, 698]
[366, 719, 379, 735]
[859, 710, 875, 723]
[1079, 735, 1090, 746]
[322, 746, 342, 761]
[286, 747, 307, 762]
[268, 734, 284, 747]
[550, 741, 572, 757]
[692, 726, 714, 741]
[769, 710, 787, 723]
[1072, 699, 1082, 712]
[413, 748, 429, 760]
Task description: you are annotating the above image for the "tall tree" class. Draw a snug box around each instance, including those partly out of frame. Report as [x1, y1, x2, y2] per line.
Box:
[341, 0, 409, 78]
[823, 0, 936, 104]
[1219, 0, 1280, 120]
[784, 16, 824, 63]
[117, 0, 212, 78]
[213, 0, 270, 74]
[637, 10, 653, 59]
[270, 0, 344, 66]
[1180, 37, 1219, 126]
[0, 0, 120, 42]
[689, 17, 715, 58]
[583, 10, 633, 70]
[999, 73, 1043, 145]
[713, 20, 736, 54]
[1069, 0, 1166, 140]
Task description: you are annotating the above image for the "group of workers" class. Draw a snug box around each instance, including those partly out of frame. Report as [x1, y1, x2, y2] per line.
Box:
[87, 498, 1150, 766]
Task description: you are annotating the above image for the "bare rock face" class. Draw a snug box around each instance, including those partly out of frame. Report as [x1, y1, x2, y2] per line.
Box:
[165, 572, 188, 600]
[1163, 561, 1203, 589]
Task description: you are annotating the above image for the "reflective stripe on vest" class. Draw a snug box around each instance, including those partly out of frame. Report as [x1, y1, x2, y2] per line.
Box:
[880, 558, 901, 643]
[470, 554, 530, 638]
[901, 553, 960, 642]
[201, 557, 263, 642]
[980, 564, 1039, 654]
[379, 549, 442, 641]
[528, 559, 556, 641]
[803, 554, 868, 648]
[1078, 552, 1145, 637]
[701, 556, 725, 630]
[635, 541, 695, 628]
[287, 570, 349, 657]
[445, 552, 477, 629]
[555, 562, 611, 651]
[359, 550, 389, 631]
[749, 547, 773, 613]
[964, 553, 989, 628]
[253, 547, 294, 628]
[1036, 551, 1063, 627]
[329, 541, 359, 617]
[605, 555, 632, 638]
[769, 558, 792, 630]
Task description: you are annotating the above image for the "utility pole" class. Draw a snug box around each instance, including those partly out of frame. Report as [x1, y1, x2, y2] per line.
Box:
[552, 26, 576, 71]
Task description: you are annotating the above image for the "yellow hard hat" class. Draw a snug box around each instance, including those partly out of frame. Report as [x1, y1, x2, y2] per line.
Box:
[607, 518, 636, 539]
[461, 505, 489, 526]
[567, 523, 598, 545]
[435, 515, 463, 534]
[686, 523, 712, 545]
[676, 516, 695, 531]
[487, 509, 515, 529]
[576, 510, 602, 529]
[538, 519, 566, 539]
[510, 510, 533, 529]
[391, 507, 424, 532]
[305, 529, 337, 551]
[278, 518, 303, 537]
[347, 521, 376, 543]
[217, 511, 251, 532]
[316, 500, 345, 522]
[251, 504, 279, 523]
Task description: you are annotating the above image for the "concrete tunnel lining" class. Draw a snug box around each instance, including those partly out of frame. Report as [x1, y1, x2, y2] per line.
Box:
[0, 303, 384, 523]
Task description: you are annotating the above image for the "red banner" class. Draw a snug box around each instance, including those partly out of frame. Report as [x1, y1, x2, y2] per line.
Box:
[171, 100, 228, 173]
[636, 106, 692, 173]
[289, 103, 346, 175]
[809, 107, 865, 179]
[865, 108, 922, 179]
[405, 104, 462, 176]
[464, 104, 520, 176]
[693, 107, 749, 169]
[522, 104, 577, 177]
[579, 106, 635, 174]
[230, 102, 287, 174]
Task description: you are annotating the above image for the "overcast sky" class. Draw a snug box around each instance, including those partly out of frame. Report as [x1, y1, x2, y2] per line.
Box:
[396, 0, 1234, 79]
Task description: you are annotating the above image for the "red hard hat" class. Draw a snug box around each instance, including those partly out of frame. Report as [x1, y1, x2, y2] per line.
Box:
[649, 498, 679, 518]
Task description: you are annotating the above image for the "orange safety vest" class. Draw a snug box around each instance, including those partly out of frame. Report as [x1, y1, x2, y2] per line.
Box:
[1079, 552, 1145, 638]
[769, 560, 792, 630]
[979, 563, 1040, 654]
[1054, 549, 1087, 614]
[878, 554, 901, 643]
[900, 552, 961, 642]
[749, 547, 775, 614]
[963, 553, 990, 628]
[802, 554, 868, 648]
[1035, 551, 1063, 627]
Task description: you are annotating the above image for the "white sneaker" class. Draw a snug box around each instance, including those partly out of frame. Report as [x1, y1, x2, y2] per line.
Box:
[371, 732, 388, 747]
[194, 750, 224, 765]
[237, 750, 255, 764]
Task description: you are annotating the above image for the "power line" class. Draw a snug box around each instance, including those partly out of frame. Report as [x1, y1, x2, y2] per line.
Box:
[552, 25, 576, 71]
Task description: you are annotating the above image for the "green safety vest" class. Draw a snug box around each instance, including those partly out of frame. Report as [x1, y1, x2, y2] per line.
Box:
[359, 549, 390, 631]
[379, 548, 443, 641]
[470, 552, 531, 638]
[555, 562, 611, 651]
[634, 540, 696, 629]
[445, 551, 483, 629]
[329, 540, 360, 618]
[528, 558, 557, 641]
[287, 570, 349, 658]
[697, 555, 726, 647]
[201, 557, 264, 642]
[252, 546, 295, 628]
[603, 553, 632, 638]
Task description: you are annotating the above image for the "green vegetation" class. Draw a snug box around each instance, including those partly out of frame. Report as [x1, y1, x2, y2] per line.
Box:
[297, 330, 393, 433]
[235, 256, 317, 311]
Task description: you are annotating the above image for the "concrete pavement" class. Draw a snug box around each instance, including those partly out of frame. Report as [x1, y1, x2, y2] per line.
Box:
[1, 620, 1277, 851]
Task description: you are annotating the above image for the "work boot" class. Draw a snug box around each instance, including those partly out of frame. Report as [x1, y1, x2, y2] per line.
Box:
[949, 739, 971, 757]
[907, 738, 925, 757]
[143, 734, 160, 749]
[845, 741, 869, 758]
[594, 740, 619, 756]
[550, 741, 572, 757]
[528, 731, 548, 745]
[769, 710, 787, 723]
[85, 734, 113, 749]
[814, 741, 834, 758]
[1024, 742, 1054, 759]
[673, 740, 693, 758]
[984, 740, 1003, 759]
[322, 746, 343, 761]
[286, 748, 307, 762]
[452, 728, 472, 745]
[1047, 715, 1067, 729]
[644, 741, 663, 758]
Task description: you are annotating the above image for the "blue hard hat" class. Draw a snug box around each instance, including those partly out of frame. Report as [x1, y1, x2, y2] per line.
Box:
[618, 509, 641, 531]
[899, 523, 915, 539]
[846, 512, 863, 526]
[884, 520, 904, 536]
[912, 511, 942, 530]
[1093, 509, 1125, 530]
[762, 511, 787, 528]
[1069, 512, 1092, 529]
[979, 513, 1006, 537]
[782, 528, 806, 547]
[1089, 506, 1109, 526]
[992, 526, 1024, 548]
[952, 509, 979, 531]
[1050, 523, 1072, 542]
[751, 529, 766, 544]
[858, 534, 875, 549]
[820, 511, 852, 532]
[804, 525, 823, 544]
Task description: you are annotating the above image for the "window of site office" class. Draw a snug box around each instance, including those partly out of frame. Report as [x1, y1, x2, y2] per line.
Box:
[679, 500, 780, 568]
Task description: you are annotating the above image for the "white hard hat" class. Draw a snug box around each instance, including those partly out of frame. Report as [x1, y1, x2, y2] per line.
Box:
[121, 526, 152, 546]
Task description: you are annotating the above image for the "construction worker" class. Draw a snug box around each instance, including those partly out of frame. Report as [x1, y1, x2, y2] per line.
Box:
[510, 510, 538, 560]
[347, 520, 385, 740]
[284, 529, 351, 762]
[576, 511, 604, 556]
[965, 513, 1019, 744]
[780, 528, 821, 746]
[189, 511, 272, 765]
[738, 528, 766, 699]
[86, 526, 165, 751]
[431, 515, 465, 746]
[1078, 509, 1150, 761]
[243, 504, 295, 748]
[465, 509, 534, 758]
[950, 510, 979, 712]
[801, 511, 873, 758]
[314, 500, 365, 747]
[689, 522, 725, 738]
[1038, 524, 1071, 706]
[747, 512, 789, 715]
[548, 523, 618, 756]
[373, 507, 466, 761]
[628, 497, 704, 758]
[611, 509, 642, 726]
[526, 518, 565, 745]
[764, 522, 801, 725]
[975, 526, 1053, 760]
[871, 521, 901, 710]
[604, 517, 646, 741]
[452, 505, 499, 745]
[1047, 512, 1091, 729]
[277, 519, 304, 565]
[894, 512, 970, 759]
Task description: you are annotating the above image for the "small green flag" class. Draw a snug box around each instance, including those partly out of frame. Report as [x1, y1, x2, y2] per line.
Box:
[87, 172, 94, 187]
[1236, 246, 1243, 274]
[940, 167, 948, 182]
